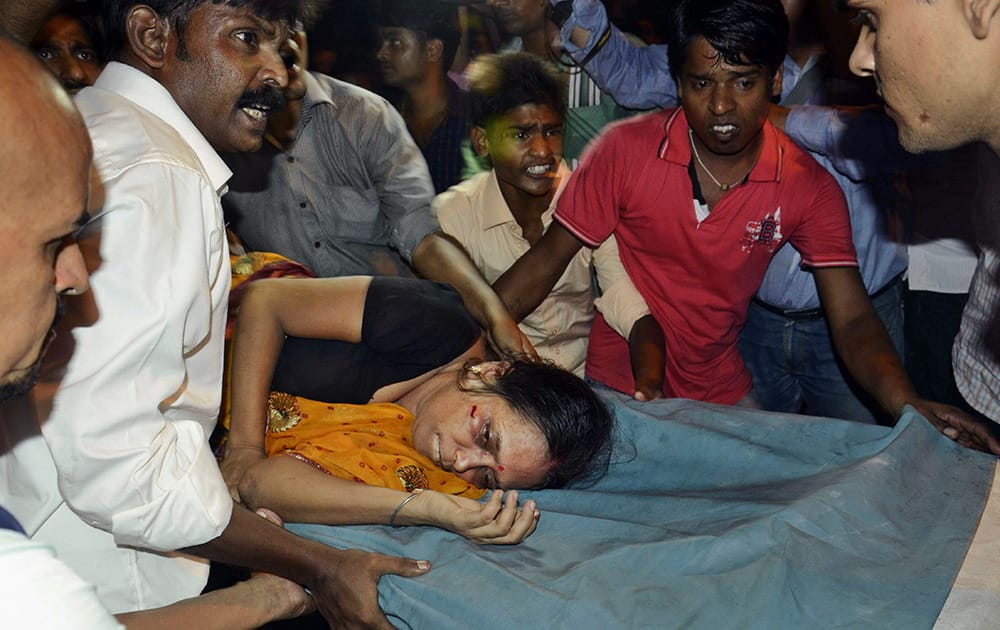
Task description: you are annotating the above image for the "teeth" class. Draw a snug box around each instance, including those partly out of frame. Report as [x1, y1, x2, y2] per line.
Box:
[241, 107, 268, 121]
[527, 164, 550, 175]
[713, 124, 736, 133]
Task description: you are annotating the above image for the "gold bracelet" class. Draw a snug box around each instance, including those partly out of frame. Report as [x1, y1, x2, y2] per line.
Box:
[389, 492, 420, 528]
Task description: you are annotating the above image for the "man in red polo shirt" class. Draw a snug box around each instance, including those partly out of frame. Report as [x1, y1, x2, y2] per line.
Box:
[494, 0, 994, 450]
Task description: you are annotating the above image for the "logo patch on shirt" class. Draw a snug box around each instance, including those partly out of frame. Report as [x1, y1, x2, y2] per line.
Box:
[741, 207, 783, 253]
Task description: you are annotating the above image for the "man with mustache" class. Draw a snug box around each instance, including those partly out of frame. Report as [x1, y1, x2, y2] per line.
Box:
[0, 29, 322, 628]
[223, 23, 532, 358]
[0, 1, 429, 627]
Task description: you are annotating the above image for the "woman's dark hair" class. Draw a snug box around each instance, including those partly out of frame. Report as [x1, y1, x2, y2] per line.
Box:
[461, 358, 614, 489]
[102, 0, 305, 62]
[665, 0, 788, 82]
[467, 52, 565, 129]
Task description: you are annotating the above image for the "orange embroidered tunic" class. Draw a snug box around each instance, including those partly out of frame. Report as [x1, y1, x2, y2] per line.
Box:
[264, 395, 486, 499]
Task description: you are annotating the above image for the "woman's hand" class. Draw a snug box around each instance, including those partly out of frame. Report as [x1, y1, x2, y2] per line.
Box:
[221, 444, 268, 502]
[406, 489, 540, 544]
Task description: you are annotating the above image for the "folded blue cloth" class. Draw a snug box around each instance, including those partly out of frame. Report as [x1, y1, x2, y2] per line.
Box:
[291, 393, 995, 629]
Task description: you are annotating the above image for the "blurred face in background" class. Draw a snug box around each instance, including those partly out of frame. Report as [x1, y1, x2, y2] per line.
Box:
[32, 13, 102, 93]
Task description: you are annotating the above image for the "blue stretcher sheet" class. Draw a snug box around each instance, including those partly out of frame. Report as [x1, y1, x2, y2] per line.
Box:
[290, 393, 995, 629]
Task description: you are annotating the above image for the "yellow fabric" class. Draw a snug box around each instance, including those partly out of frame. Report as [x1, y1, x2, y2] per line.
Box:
[264, 397, 486, 499]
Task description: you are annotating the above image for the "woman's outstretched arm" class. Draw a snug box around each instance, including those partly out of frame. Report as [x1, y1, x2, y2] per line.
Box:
[239, 455, 539, 545]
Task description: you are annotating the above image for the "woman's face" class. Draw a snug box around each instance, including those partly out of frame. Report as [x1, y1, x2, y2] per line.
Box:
[410, 376, 552, 490]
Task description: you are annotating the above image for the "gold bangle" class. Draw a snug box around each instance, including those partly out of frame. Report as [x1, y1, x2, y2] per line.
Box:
[389, 493, 420, 528]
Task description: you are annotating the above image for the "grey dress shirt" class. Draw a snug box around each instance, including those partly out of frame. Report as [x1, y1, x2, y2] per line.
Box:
[222, 71, 439, 277]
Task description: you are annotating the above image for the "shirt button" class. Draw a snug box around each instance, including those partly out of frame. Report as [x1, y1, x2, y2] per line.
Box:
[299, 202, 307, 208]
[287, 156, 295, 163]
[314, 241, 321, 248]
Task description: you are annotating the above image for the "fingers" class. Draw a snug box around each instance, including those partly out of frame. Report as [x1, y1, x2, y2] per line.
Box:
[255, 507, 284, 527]
[502, 498, 539, 543]
[924, 403, 1000, 456]
[374, 553, 432, 578]
[465, 491, 540, 544]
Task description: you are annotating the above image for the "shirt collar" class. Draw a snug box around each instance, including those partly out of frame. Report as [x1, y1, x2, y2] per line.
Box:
[657, 107, 783, 184]
[95, 62, 232, 194]
[301, 70, 334, 110]
[480, 161, 572, 230]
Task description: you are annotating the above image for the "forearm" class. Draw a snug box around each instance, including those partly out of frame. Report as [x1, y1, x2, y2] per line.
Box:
[0, 0, 61, 41]
[831, 309, 916, 420]
[412, 232, 513, 329]
[183, 501, 344, 589]
[553, 0, 674, 109]
[239, 455, 415, 526]
[116, 576, 307, 630]
[493, 223, 583, 321]
[628, 315, 666, 399]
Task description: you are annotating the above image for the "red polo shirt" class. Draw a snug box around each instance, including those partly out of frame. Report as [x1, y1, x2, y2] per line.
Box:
[555, 108, 856, 404]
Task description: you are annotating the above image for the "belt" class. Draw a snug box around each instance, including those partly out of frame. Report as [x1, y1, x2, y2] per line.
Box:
[751, 298, 823, 320]
[752, 272, 904, 321]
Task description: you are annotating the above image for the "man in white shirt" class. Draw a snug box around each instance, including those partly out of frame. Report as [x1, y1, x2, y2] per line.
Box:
[434, 52, 649, 382]
[0, 2, 428, 627]
[0, 30, 317, 630]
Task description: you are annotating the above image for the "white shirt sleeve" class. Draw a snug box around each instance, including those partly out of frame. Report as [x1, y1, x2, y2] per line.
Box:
[0, 530, 123, 629]
[43, 160, 233, 551]
[592, 234, 650, 339]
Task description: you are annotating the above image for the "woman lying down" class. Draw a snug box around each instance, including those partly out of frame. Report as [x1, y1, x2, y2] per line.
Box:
[221, 275, 614, 545]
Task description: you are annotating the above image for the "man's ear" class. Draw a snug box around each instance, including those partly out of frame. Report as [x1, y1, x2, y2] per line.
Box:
[471, 126, 490, 157]
[770, 65, 783, 100]
[126, 6, 171, 69]
[426, 38, 444, 64]
[965, 0, 1000, 39]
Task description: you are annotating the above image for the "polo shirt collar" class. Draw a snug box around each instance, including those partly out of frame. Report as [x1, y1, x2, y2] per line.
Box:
[95, 62, 232, 195]
[657, 107, 784, 184]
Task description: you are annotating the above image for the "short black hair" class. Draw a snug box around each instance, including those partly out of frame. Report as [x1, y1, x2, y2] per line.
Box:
[376, 0, 461, 72]
[45, 0, 104, 62]
[461, 358, 615, 489]
[102, 0, 305, 61]
[466, 52, 565, 129]
[665, 0, 788, 82]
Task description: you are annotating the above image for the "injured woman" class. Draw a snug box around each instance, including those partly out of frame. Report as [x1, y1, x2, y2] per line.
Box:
[220, 271, 613, 545]
[220, 254, 1000, 628]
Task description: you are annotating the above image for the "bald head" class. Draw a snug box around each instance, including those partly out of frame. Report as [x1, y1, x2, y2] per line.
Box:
[0, 34, 90, 399]
[0, 35, 90, 174]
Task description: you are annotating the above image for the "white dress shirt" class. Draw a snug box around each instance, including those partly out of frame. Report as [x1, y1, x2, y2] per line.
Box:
[434, 164, 649, 376]
[0, 62, 233, 612]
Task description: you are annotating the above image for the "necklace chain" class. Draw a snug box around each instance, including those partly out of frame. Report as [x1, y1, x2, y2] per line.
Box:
[688, 127, 756, 192]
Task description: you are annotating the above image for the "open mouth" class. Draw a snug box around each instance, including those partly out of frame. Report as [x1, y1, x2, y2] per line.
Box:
[241, 105, 271, 122]
[526, 163, 555, 177]
[707, 123, 740, 144]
